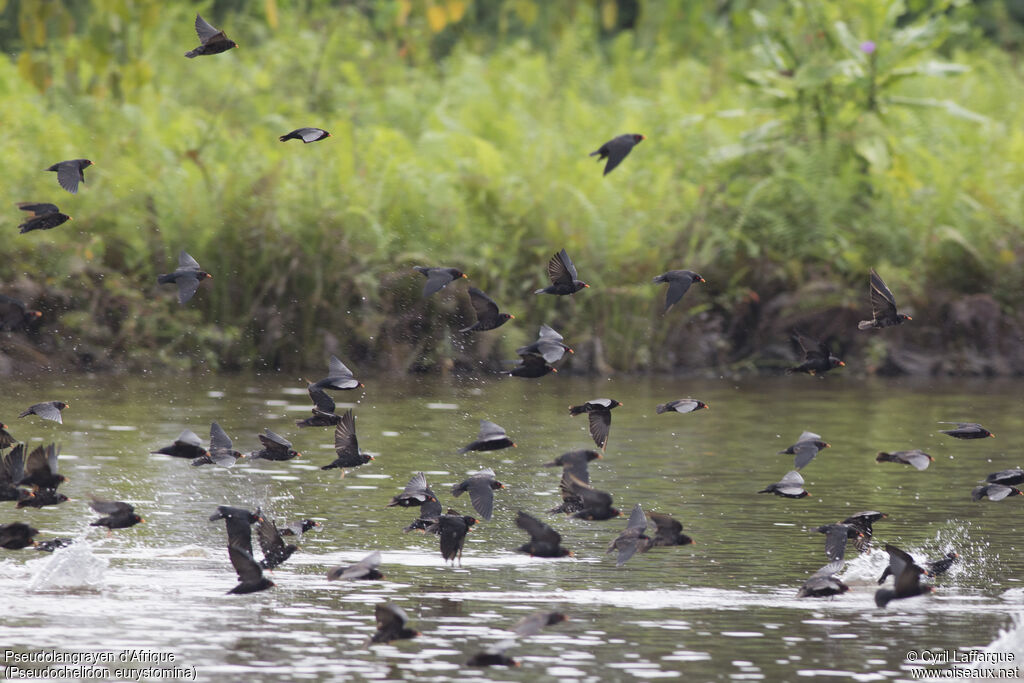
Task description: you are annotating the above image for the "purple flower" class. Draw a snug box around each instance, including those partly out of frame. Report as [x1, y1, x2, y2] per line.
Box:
[860, 41, 876, 55]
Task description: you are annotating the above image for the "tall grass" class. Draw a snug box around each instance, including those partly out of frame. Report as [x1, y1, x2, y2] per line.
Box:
[1, 1, 1023, 373]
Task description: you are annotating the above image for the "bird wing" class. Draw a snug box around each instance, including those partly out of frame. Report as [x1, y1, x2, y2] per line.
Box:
[45, 443, 60, 474]
[299, 128, 325, 142]
[537, 324, 563, 342]
[55, 163, 81, 194]
[904, 450, 932, 471]
[775, 470, 805, 496]
[811, 560, 844, 579]
[796, 431, 822, 443]
[648, 512, 683, 540]
[823, 525, 850, 562]
[515, 510, 562, 546]
[869, 269, 899, 320]
[625, 503, 647, 532]
[421, 269, 455, 297]
[209, 422, 233, 452]
[256, 516, 286, 558]
[260, 429, 292, 448]
[588, 410, 612, 450]
[175, 274, 201, 304]
[23, 445, 48, 481]
[195, 13, 225, 44]
[476, 420, 508, 441]
[601, 136, 633, 175]
[467, 287, 500, 320]
[89, 496, 132, 516]
[176, 430, 203, 448]
[403, 472, 429, 496]
[663, 276, 695, 312]
[375, 603, 408, 630]
[327, 355, 355, 381]
[334, 409, 359, 457]
[32, 402, 64, 423]
[546, 249, 577, 285]
[228, 544, 264, 583]
[793, 332, 829, 362]
[334, 550, 383, 579]
[465, 478, 496, 521]
[178, 250, 202, 270]
[224, 517, 254, 557]
[1, 445, 25, 486]
[791, 442, 820, 470]
[16, 202, 59, 216]
[987, 484, 1015, 501]
[309, 386, 336, 413]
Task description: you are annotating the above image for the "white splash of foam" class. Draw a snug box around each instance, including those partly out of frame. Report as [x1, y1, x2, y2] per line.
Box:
[28, 542, 108, 592]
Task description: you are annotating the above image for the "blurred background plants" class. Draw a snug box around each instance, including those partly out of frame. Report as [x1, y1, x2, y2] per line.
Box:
[1, 0, 1023, 375]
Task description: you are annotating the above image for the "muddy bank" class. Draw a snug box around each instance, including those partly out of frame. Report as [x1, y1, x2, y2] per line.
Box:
[1, 267, 1020, 379]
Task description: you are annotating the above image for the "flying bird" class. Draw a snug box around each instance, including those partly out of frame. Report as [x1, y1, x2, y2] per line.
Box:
[787, 331, 844, 375]
[655, 399, 708, 415]
[858, 269, 911, 330]
[985, 467, 1024, 486]
[152, 429, 208, 460]
[0, 445, 32, 504]
[227, 545, 274, 594]
[778, 431, 830, 470]
[46, 159, 92, 194]
[512, 611, 569, 636]
[295, 386, 341, 428]
[652, 270, 704, 313]
[279, 519, 321, 537]
[797, 560, 849, 598]
[813, 523, 860, 562]
[321, 410, 373, 475]
[16, 203, 71, 234]
[556, 473, 620, 520]
[508, 354, 557, 378]
[310, 355, 363, 391]
[647, 512, 694, 547]
[327, 550, 384, 581]
[458, 420, 514, 453]
[255, 510, 298, 569]
[542, 449, 601, 484]
[451, 468, 505, 521]
[971, 483, 1023, 501]
[841, 511, 887, 551]
[185, 13, 237, 58]
[607, 503, 652, 566]
[0, 295, 42, 331]
[516, 324, 573, 364]
[515, 511, 570, 558]
[387, 472, 437, 508]
[758, 470, 808, 498]
[939, 422, 994, 439]
[89, 497, 144, 530]
[279, 128, 331, 143]
[248, 429, 301, 462]
[876, 450, 933, 471]
[157, 250, 212, 305]
[19, 401, 68, 424]
[569, 398, 621, 451]
[461, 288, 513, 332]
[590, 133, 645, 176]
[20, 444, 66, 491]
[190, 422, 242, 467]
[465, 641, 519, 668]
[875, 544, 933, 607]
[535, 249, 588, 296]
[414, 266, 467, 297]
[370, 603, 419, 643]
[425, 512, 477, 565]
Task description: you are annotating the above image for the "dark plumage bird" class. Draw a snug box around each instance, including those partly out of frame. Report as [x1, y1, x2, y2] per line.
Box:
[797, 560, 849, 598]
[787, 332, 845, 375]
[858, 269, 911, 330]
[876, 450, 933, 471]
[607, 503, 652, 567]
[542, 449, 601, 483]
[451, 468, 504, 521]
[758, 470, 808, 498]
[210, 506, 261, 525]
[813, 523, 860, 562]
[560, 474, 621, 521]
[426, 513, 477, 565]
[841, 511, 887, 551]
[255, 509, 298, 569]
[876, 544, 933, 607]
[190, 422, 242, 467]
[371, 603, 419, 643]
[778, 431, 830, 470]
[534, 249, 589, 296]
[403, 498, 442, 533]
[0, 445, 32, 504]
[517, 324, 573, 363]
[35, 538, 74, 553]
[652, 270, 704, 313]
[466, 641, 519, 668]
[655, 399, 708, 415]
[227, 545, 274, 594]
[387, 472, 438, 508]
[0, 522, 39, 549]
[985, 467, 1024, 486]
[19, 401, 68, 424]
[321, 410, 373, 474]
[280, 519, 321, 537]
[185, 13, 237, 58]
[327, 550, 383, 581]
[939, 422, 994, 439]
[460, 287, 514, 332]
[157, 250, 212, 305]
[295, 386, 341, 428]
[509, 354, 557, 378]
[16, 202, 71, 234]
[414, 266, 467, 297]
[515, 510, 570, 558]
[458, 419, 515, 453]
[926, 552, 959, 577]
[569, 398, 622, 451]
[17, 489, 68, 509]
[590, 133, 645, 176]
[46, 159, 92, 194]
[512, 611, 569, 636]
[972, 484, 1023, 501]
[279, 128, 330, 143]
[0, 423, 13, 449]
[249, 429, 301, 462]
[89, 497, 144, 530]
[152, 429, 208, 460]
[20, 443, 65, 490]
[0, 295, 42, 331]
[310, 355, 363, 391]
[647, 512, 694, 547]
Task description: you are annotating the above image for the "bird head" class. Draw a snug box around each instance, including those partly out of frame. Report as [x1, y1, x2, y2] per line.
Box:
[633, 134, 646, 143]
[899, 313, 912, 322]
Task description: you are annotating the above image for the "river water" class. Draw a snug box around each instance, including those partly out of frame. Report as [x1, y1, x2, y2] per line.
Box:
[1, 373, 1023, 681]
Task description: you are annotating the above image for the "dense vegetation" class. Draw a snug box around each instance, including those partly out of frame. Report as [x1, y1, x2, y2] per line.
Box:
[2, 0, 1024, 376]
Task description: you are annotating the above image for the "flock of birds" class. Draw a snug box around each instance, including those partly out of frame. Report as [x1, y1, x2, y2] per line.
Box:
[0, 10, 1012, 667]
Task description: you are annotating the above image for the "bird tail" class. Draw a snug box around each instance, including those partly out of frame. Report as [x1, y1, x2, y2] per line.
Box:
[533, 288, 547, 295]
[278, 134, 294, 142]
[874, 588, 895, 608]
[184, 49, 199, 58]
[18, 224, 31, 234]
[857, 320, 876, 330]
[655, 404, 668, 414]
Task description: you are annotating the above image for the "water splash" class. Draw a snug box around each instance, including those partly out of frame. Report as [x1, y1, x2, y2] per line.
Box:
[979, 612, 1024, 661]
[28, 541, 108, 593]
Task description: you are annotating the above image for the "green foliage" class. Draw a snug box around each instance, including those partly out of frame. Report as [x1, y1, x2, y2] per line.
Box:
[1, 0, 1023, 373]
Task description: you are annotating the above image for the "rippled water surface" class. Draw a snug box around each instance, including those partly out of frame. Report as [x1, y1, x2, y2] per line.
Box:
[3, 374, 1024, 681]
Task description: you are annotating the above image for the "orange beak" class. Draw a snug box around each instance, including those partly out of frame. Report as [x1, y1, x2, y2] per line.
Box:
[551, 368, 558, 373]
